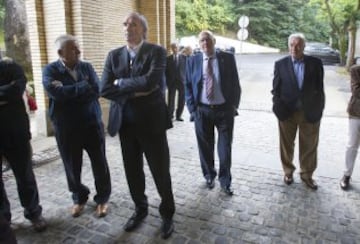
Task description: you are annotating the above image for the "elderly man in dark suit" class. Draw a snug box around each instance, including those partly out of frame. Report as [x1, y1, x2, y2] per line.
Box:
[272, 33, 325, 190]
[42, 34, 111, 218]
[185, 30, 241, 196]
[0, 58, 47, 232]
[100, 12, 175, 239]
[166, 42, 187, 121]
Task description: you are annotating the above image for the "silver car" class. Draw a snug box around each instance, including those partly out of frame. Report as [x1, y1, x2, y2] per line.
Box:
[304, 42, 340, 65]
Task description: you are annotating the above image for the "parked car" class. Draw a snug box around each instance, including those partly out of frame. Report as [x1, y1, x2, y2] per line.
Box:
[304, 42, 340, 65]
[216, 45, 235, 54]
[355, 57, 360, 65]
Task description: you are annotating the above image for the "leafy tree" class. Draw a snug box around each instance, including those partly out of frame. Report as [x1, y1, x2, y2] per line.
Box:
[3, 0, 32, 79]
[176, 0, 236, 37]
[236, 0, 330, 50]
[0, 0, 5, 50]
[309, 0, 360, 67]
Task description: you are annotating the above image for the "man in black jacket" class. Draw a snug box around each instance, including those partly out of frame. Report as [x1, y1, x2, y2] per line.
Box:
[0, 58, 47, 232]
[272, 33, 325, 190]
[166, 43, 187, 121]
[100, 12, 175, 239]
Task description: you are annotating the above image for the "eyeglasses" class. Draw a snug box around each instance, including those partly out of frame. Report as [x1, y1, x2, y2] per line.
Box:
[123, 22, 137, 28]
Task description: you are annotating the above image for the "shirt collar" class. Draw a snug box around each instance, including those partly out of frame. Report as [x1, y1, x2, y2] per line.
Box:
[59, 59, 78, 71]
[203, 53, 216, 61]
[292, 57, 304, 64]
[127, 40, 144, 56]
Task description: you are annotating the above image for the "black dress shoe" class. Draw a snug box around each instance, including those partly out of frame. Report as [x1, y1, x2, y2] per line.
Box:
[221, 186, 234, 196]
[123, 210, 148, 232]
[340, 175, 351, 190]
[301, 177, 318, 190]
[161, 218, 174, 239]
[206, 178, 215, 189]
[283, 174, 294, 185]
[30, 216, 47, 232]
[176, 117, 184, 122]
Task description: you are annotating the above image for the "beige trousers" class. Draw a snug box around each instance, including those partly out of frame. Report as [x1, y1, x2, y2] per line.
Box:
[279, 111, 320, 179]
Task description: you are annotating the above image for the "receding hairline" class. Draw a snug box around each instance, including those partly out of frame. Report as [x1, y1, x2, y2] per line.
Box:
[124, 12, 148, 39]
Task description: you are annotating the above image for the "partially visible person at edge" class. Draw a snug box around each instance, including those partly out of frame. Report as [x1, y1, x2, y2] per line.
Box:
[340, 64, 360, 190]
[0, 56, 47, 232]
[2, 61, 36, 172]
[165, 42, 187, 122]
[100, 12, 175, 239]
[42, 34, 111, 218]
[185, 30, 241, 196]
[0, 214, 17, 243]
[271, 33, 325, 190]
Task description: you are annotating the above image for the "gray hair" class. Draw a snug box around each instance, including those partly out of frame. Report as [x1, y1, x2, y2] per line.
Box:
[54, 34, 78, 51]
[198, 30, 216, 42]
[288, 33, 306, 47]
[125, 12, 148, 40]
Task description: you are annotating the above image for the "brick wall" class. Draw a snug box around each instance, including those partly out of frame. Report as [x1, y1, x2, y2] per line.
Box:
[25, 0, 174, 136]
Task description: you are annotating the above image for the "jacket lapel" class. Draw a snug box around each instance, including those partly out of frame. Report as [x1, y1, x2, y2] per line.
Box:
[195, 53, 203, 86]
[216, 51, 225, 81]
[302, 55, 311, 89]
[55, 60, 77, 82]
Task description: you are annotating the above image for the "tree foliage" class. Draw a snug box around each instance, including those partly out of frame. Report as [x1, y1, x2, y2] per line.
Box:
[0, 0, 4, 49]
[176, 0, 355, 52]
[236, 0, 330, 50]
[3, 0, 32, 79]
[309, 0, 360, 67]
[176, 0, 237, 37]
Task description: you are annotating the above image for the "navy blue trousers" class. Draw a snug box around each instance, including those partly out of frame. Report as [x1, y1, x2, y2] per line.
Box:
[54, 123, 111, 205]
[194, 105, 234, 188]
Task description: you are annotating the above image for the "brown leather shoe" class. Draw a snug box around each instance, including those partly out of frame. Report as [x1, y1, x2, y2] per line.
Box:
[71, 204, 85, 217]
[283, 174, 294, 185]
[96, 203, 108, 218]
[301, 177, 318, 190]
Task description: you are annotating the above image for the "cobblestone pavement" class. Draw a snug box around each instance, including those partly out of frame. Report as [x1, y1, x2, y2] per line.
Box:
[4, 108, 360, 244]
[4, 62, 360, 243]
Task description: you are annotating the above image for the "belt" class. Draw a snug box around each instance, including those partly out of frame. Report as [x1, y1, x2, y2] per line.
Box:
[133, 86, 159, 97]
[199, 103, 227, 109]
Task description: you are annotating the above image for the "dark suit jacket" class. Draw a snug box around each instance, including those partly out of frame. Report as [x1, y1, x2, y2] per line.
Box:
[165, 54, 186, 89]
[0, 60, 31, 145]
[271, 55, 325, 123]
[185, 50, 241, 114]
[42, 60, 103, 129]
[101, 42, 171, 136]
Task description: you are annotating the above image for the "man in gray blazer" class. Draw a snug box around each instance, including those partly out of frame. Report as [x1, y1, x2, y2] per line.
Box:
[100, 12, 175, 239]
[272, 33, 325, 190]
